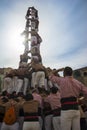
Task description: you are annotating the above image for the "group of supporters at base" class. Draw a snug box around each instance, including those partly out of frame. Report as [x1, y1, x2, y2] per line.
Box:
[0, 89, 44, 130]
[0, 66, 87, 130]
[2, 60, 61, 96]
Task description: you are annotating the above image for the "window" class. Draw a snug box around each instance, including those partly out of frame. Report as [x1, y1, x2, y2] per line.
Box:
[84, 72, 87, 77]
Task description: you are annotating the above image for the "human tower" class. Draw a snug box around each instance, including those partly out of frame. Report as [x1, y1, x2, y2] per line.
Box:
[2, 7, 47, 95]
[19, 6, 42, 68]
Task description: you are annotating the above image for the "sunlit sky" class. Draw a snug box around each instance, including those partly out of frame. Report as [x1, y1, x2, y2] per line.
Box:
[0, 0, 87, 70]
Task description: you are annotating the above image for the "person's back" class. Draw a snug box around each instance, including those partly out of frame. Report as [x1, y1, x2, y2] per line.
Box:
[46, 88, 61, 110]
[45, 87, 61, 130]
[32, 89, 43, 108]
[50, 66, 87, 99]
[22, 93, 40, 130]
[1, 98, 20, 130]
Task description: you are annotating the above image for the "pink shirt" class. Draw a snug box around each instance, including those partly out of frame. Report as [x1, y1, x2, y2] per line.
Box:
[32, 93, 43, 108]
[49, 75, 87, 98]
[45, 92, 61, 110]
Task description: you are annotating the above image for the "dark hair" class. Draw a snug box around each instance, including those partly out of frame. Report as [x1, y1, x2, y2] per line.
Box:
[51, 86, 58, 94]
[8, 94, 15, 99]
[2, 97, 8, 103]
[37, 87, 45, 94]
[17, 92, 24, 97]
[64, 66, 73, 76]
[1, 90, 7, 96]
[24, 93, 33, 101]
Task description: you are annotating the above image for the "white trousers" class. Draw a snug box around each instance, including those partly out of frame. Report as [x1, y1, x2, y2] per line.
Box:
[61, 110, 80, 130]
[35, 71, 45, 88]
[16, 79, 23, 94]
[31, 72, 36, 88]
[12, 76, 18, 92]
[23, 121, 40, 130]
[48, 80, 60, 89]
[3, 77, 13, 94]
[23, 78, 29, 95]
[1, 122, 19, 130]
[44, 78, 48, 90]
[53, 116, 61, 130]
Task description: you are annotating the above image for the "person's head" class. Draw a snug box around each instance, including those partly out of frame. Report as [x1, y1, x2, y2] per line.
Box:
[51, 86, 58, 94]
[24, 93, 33, 101]
[17, 92, 24, 97]
[63, 66, 73, 77]
[1, 90, 8, 96]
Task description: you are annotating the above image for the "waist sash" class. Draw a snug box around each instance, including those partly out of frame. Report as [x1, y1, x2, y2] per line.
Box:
[61, 97, 79, 110]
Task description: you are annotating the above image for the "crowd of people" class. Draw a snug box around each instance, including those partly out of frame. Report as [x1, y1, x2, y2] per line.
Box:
[0, 66, 87, 130]
[2, 58, 60, 95]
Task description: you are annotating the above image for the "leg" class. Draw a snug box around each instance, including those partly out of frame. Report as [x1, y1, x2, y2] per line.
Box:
[16, 79, 23, 94]
[44, 115, 53, 130]
[72, 110, 80, 130]
[61, 110, 72, 130]
[23, 78, 29, 95]
[53, 116, 61, 130]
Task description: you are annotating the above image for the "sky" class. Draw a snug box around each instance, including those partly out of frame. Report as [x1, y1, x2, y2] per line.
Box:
[0, 0, 87, 70]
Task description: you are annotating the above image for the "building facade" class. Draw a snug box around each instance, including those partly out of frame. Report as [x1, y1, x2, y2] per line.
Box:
[73, 66, 87, 86]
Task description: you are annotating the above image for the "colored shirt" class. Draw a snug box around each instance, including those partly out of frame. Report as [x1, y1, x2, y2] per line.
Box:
[32, 93, 43, 108]
[45, 92, 61, 110]
[49, 75, 87, 98]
